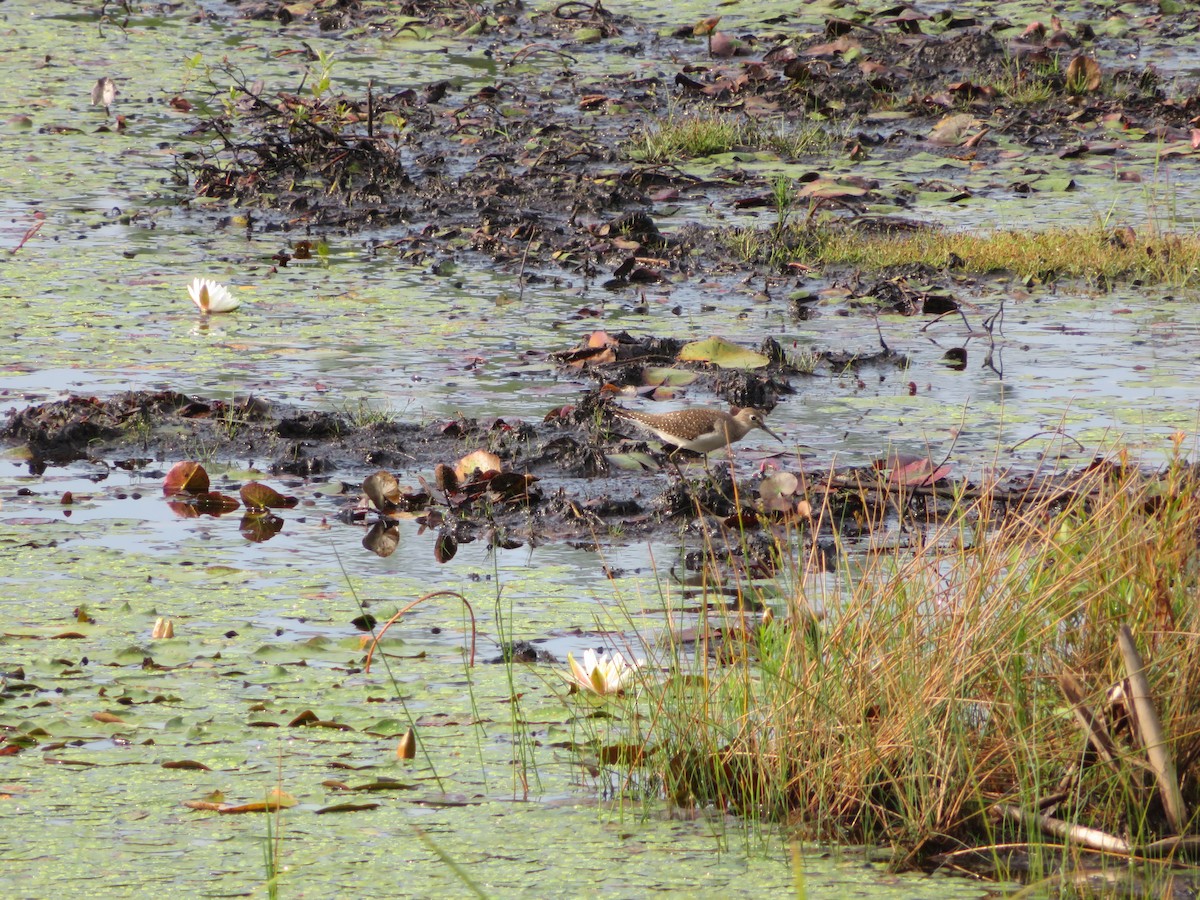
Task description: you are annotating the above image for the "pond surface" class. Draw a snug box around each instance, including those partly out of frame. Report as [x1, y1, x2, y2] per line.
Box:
[3, 0, 1200, 895]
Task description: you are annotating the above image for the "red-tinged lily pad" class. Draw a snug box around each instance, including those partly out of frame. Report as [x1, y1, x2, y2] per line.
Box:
[878, 455, 952, 487]
[239, 511, 283, 542]
[454, 449, 502, 482]
[678, 336, 769, 370]
[163, 461, 209, 495]
[362, 470, 401, 511]
[239, 481, 296, 510]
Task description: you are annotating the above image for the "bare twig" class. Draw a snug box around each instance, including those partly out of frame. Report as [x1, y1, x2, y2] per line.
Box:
[364, 590, 477, 672]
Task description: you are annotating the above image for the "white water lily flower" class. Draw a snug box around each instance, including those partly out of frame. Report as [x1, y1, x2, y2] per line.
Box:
[564, 648, 642, 696]
[188, 277, 239, 314]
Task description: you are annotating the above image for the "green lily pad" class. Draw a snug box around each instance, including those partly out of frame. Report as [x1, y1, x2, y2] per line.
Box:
[678, 337, 769, 370]
[642, 367, 699, 388]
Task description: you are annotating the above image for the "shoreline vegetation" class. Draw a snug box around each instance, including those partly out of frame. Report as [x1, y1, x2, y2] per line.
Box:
[589, 445, 1200, 885]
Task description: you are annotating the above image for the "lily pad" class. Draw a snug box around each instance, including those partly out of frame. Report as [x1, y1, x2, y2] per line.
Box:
[678, 337, 769, 370]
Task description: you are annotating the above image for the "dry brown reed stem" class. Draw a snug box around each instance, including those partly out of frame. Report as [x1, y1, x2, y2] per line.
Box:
[363, 590, 477, 672]
[1118, 625, 1188, 833]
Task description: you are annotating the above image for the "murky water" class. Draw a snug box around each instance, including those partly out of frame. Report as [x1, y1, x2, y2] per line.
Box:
[3, 0, 1199, 895]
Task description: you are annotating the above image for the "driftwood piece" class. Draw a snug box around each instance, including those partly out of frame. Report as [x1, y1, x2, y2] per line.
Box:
[996, 803, 1130, 853]
[1117, 625, 1187, 834]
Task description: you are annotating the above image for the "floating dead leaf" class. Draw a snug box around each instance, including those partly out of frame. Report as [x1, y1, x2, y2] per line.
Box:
[315, 802, 380, 814]
[362, 470, 401, 511]
[216, 790, 298, 814]
[44, 756, 98, 767]
[347, 780, 417, 792]
[162, 759, 211, 771]
[239, 482, 296, 510]
[288, 710, 320, 727]
[397, 727, 417, 760]
[239, 512, 283, 542]
[163, 461, 209, 495]
[678, 336, 769, 370]
[454, 449, 502, 482]
[92, 711, 127, 725]
[362, 522, 400, 558]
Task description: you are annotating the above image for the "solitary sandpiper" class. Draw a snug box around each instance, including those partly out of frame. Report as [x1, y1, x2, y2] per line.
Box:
[613, 405, 783, 459]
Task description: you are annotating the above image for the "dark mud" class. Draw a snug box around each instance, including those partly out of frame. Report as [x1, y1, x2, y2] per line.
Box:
[0, 369, 1114, 572]
[176, 1, 1193, 300]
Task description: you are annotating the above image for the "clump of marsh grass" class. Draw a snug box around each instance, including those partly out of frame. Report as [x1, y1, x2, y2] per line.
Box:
[616, 446, 1200, 878]
[725, 221, 1200, 286]
[628, 111, 828, 163]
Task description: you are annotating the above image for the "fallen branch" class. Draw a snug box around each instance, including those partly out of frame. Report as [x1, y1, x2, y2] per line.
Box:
[995, 803, 1130, 854]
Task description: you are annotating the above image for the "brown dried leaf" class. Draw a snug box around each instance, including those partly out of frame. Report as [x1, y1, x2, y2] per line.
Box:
[362, 470, 401, 511]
